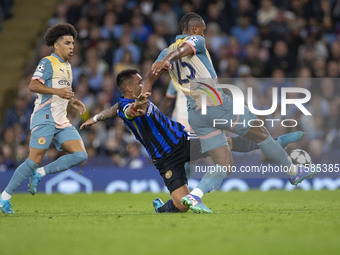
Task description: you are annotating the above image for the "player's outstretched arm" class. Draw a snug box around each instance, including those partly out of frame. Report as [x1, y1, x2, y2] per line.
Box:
[141, 42, 194, 94]
[133, 92, 151, 107]
[125, 102, 147, 118]
[141, 69, 165, 94]
[29, 79, 74, 99]
[151, 43, 194, 76]
[80, 103, 118, 130]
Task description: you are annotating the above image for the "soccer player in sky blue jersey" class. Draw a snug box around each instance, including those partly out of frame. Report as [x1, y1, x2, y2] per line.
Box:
[142, 13, 315, 209]
[0, 23, 88, 214]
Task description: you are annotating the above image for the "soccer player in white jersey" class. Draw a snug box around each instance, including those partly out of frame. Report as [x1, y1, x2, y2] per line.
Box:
[142, 13, 315, 210]
[0, 23, 88, 214]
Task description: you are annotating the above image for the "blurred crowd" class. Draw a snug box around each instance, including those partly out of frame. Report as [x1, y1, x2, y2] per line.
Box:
[0, 0, 13, 32]
[1, 0, 340, 171]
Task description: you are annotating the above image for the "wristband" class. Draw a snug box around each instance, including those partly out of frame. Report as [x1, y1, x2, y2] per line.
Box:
[93, 114, 99, 123]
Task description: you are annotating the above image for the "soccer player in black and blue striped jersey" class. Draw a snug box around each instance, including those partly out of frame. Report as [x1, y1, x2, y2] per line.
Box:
[82, 69, 210, 213]
[81, 69, 303, 213]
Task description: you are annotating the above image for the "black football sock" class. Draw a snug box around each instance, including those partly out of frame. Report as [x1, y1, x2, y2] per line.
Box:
[156, 199, 180, 213]
[231, 136, 280, 152]
[230, 136, 258, 152]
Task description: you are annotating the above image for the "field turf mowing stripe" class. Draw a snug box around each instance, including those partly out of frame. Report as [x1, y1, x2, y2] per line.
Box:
[1, 190, 340, 255]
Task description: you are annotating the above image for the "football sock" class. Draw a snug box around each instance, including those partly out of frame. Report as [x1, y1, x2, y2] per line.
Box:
[37, 167, 46, 177]
[1, 191, 11, 200]
[43, 151, 88, 175]
[190, 188, 204, 198]
[257, 136, 295, 174]
[230, 136, 257, 152]
[195, 164, 229, 196]
[230, 136, 281, 152]
[4, 158, 39, 195]
[156, 199, 180, 213]
[288, 165, 298, 176]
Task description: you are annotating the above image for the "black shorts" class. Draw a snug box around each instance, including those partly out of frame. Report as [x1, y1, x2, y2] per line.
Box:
[152, 136, 208, 193]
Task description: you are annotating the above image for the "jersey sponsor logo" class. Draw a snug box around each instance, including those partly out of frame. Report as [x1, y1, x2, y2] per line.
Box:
[146, 102, 154, 116]
[38, 137, 46, 145]
[58, 80, 71, 86]
[165, 170, 172, 179]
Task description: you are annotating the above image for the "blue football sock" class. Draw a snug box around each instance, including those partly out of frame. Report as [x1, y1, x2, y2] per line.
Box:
[257, 136, 292, 168]
[44, 151, 87, 175]
[5, 158, 39, 195]
[196, 165, 229, 195]
[156, 199, 180, 213]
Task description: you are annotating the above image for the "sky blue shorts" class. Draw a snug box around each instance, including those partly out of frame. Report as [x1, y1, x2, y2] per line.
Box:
[29, 125, 82, 151]
[189, 95, 256, 153]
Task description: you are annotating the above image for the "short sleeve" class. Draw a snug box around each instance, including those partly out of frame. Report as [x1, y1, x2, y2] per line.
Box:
[154, 49, 168, 63]
[183, 35, 206, 55]
[117, 102, 132, 120]
[32, 58, 53, 84]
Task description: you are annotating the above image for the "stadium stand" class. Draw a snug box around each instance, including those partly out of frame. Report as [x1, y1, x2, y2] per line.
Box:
[1, 0, 340, 171]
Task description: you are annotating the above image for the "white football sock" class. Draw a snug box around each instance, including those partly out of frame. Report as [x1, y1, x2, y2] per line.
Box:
[190, 188, 204, 198]
[286, 164, 298, 176]
[1, 191, 12, 200]
[37, 167, 46, 177]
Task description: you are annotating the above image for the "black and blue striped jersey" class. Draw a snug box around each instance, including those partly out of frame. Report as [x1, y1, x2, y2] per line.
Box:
[117, 96, 188, 159]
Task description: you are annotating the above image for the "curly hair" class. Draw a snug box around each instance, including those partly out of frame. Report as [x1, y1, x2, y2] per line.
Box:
[44, 23, 77, 47]
[179, 12, 203, 33]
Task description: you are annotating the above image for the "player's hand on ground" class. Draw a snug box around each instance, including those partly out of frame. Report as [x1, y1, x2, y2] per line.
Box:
[80, 118, 95, 130]
[55, 87, 74, 99]
[152, 60, 171, 75]
[134, 92, 151, 107]
[70, 98, 86, 114]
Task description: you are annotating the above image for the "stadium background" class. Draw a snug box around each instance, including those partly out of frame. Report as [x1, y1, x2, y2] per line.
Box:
[1, 0, 340, 192]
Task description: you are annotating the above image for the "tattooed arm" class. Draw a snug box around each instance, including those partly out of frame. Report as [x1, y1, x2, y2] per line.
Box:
[80, 103, 118, 130]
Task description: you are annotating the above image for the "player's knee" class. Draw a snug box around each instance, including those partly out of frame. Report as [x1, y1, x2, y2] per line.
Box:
[29, 151, 45, 165]
[32, 158, 43, 166]
[72, 151, 88, 164]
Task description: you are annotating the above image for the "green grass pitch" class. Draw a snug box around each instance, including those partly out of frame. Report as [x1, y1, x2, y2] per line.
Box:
[1, 190, 340, 255]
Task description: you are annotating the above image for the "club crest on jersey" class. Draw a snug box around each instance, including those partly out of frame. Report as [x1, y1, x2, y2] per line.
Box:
[165, 170, 173, 179]
[38, 137, 46, 145]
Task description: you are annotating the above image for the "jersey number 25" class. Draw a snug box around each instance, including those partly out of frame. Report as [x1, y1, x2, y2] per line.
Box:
[173, 59, 196, 85]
